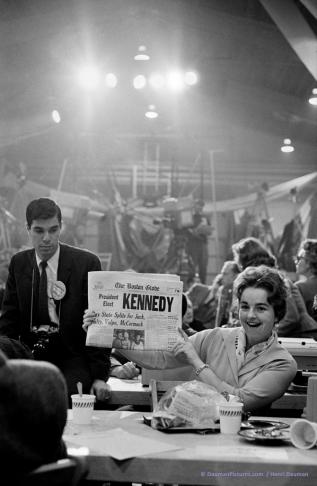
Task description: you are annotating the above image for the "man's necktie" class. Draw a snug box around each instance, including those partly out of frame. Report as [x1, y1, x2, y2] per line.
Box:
[38, 260, 51, 326]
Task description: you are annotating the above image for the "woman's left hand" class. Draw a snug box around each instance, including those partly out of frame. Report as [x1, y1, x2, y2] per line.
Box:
[172, 328, 200, 366]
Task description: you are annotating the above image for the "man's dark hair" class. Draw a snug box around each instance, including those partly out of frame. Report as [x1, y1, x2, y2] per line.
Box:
[26, 198, 62, 228]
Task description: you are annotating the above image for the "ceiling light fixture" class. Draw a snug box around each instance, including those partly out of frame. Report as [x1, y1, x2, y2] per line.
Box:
[145, 104, 158, 119]
[308, 88, 317, 105]
[166, 71, 185, 91]
[133, 75, 147, 89]
[281, 138, 294, 153]
[105, 73, 118, 88]
[51, 110, 61, 124]
[184, 71, 198, 86]
[134, 45, 150, 61]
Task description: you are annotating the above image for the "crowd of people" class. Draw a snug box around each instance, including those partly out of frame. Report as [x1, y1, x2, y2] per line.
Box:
[0, 196, 317, 480]
[183, 236, 317, 339]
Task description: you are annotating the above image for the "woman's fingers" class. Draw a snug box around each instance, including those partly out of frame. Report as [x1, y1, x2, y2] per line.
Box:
[177, 327, 189, 341]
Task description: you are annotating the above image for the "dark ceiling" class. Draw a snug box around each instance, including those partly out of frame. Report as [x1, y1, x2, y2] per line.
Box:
[1, 0, 317, 201]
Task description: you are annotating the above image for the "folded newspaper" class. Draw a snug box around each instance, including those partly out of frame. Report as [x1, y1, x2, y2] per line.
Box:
[86, 271, 183, 350]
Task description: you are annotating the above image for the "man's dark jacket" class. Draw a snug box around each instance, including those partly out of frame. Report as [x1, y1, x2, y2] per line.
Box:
[0, 243, 110, 381]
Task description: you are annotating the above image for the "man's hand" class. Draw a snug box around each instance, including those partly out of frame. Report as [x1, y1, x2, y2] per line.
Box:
[83, 309, 96, 332]
[110, 361, 140, 379]
[91, 379, 112, 401]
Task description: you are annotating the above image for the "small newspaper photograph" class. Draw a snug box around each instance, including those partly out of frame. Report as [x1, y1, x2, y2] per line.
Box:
[86, 271, 183, 350]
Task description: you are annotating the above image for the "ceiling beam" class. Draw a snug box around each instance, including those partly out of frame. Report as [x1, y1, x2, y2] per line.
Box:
[260, 0, 317, 80]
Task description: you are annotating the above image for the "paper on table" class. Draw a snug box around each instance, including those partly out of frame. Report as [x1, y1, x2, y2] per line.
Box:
[65, 427, 182, 461]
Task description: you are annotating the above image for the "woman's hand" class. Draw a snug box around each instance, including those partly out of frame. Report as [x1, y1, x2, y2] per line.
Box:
[82, 309, 96, 332]
[172, 328, 201, 367]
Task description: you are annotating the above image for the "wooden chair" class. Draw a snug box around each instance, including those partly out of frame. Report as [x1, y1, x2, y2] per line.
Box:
[149, 379, 184, 411]
[21, 455, 88, 486]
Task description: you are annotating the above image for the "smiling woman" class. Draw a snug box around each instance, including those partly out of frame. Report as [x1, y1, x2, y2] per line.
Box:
[113, 265, 297, 413]
[235, 266, 287, 349]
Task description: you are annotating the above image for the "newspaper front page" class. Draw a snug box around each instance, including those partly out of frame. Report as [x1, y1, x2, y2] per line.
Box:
[86, 271, 183, 350]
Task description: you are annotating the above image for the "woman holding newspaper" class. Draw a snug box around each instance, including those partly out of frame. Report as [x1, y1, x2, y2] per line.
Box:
[83, 266, 297, 412]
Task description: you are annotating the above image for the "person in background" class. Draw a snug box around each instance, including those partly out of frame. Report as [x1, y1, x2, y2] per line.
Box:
[186, 199, 213, 284]
[186, 262, 239, 330]
[86, 266, 297, 413]
[294, 239, 317, 322]
[185, 276, 221, 331]
[0, 197, 111, 402]
[181, 293, 197, 336]
[232, 236, 317, 337]
[214, 260, 240, 327]
[0, 350, 68, 483]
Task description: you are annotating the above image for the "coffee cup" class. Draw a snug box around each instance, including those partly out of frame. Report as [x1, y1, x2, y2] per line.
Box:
[219, 401, 243, 434]
[71, 393, 95, 424]
[290, 419, 317, 449]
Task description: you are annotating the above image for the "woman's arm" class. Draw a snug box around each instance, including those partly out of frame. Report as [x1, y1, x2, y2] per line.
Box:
[117, 348, 184, 369]
[83, 310, 198, 370]
[232, 359, 297, 411]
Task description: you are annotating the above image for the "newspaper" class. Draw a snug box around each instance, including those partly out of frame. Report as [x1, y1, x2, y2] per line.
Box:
[86, 271, 183, 350]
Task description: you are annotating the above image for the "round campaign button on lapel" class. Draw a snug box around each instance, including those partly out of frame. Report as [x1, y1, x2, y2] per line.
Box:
[51, 281, 66, 300]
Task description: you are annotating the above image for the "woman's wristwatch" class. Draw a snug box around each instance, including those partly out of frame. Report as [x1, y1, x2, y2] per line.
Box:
[195, 363, 210, 376]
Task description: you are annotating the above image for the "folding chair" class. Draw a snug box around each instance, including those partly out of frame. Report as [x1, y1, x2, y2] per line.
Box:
[22, 455, 88, 486]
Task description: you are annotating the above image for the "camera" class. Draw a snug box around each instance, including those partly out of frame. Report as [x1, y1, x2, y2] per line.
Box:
[162, 197, 194, 230]
[31, 329, 51, 360]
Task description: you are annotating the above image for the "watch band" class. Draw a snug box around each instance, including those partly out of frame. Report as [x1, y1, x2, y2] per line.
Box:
[195, 363, 209, 376]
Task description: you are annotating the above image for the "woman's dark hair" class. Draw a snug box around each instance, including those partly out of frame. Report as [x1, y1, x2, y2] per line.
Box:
[300, 239, 317, 275]
[232, 237, 276, 270]
[26, 198, 62, 228]
[234, 265, 287, 321]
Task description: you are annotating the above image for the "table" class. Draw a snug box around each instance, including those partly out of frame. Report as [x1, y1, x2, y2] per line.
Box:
[107, 377, 307, 411]
[64, 410, 317, 485]
[107, 376, 151, 407]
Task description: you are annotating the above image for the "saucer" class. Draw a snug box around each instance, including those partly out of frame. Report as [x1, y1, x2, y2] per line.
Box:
[238, 428, 290, 444]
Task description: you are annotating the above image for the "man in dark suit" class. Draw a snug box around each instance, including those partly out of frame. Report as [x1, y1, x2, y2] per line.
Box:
[0, 198, 111, 402]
